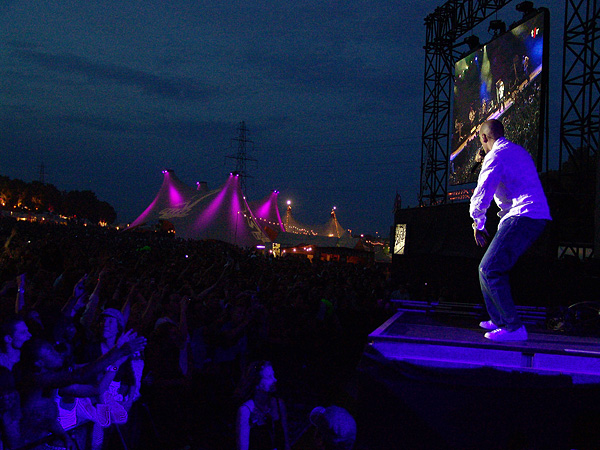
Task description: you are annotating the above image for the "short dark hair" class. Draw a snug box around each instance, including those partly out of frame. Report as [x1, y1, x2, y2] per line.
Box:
[0, 315, 25, 352]
[19, 338, 52, 372]
[484, 119, 504, 139]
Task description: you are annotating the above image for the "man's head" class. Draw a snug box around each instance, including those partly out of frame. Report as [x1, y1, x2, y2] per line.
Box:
[20, 338, 64, 372]
[100, 308, 124, 340]
[310, 405, 356, 450]
[479, 119, 504, 153]
[0, 316, 31, 353]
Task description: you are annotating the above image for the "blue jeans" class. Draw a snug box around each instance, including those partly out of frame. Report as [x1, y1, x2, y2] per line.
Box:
[479, 216, 548, 331]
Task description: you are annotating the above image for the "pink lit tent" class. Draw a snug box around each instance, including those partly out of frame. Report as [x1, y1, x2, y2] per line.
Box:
[129, 169, 202, 228]
[128, 171, 270, 247]
[180, 173, 270, 247]
[248, 190, 285, 240]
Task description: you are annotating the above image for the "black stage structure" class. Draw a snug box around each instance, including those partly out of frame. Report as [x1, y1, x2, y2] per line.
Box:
[358, 310, 600, 450]
[392, 0, 600, 314]
[364, 2, 600, 449]
[418, 0, 599, 208]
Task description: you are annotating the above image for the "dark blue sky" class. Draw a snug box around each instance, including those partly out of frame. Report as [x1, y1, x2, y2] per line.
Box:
[0, 1, 564, 234]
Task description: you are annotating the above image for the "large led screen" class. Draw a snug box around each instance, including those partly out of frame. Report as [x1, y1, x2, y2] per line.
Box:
[450, 9, 548, 185]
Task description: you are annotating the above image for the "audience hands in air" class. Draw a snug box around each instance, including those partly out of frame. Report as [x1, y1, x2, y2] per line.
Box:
[116, 329, 146, 356]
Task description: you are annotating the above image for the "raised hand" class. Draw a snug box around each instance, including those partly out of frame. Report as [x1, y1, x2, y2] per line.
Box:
[116, 329, 137, 347]
[73, 274, 88, 298]
[121, 336, 147, 356]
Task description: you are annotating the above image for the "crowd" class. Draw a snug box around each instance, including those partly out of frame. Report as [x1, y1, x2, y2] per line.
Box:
[0, 217, 396, 450]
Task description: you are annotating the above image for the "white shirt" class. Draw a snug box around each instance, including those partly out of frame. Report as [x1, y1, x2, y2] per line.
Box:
[470, 137, 551, 230]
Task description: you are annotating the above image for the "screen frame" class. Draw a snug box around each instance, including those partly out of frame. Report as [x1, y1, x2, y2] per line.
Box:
[449, 8, 550, 186]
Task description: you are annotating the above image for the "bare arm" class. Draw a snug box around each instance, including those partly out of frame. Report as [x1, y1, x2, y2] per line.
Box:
[61, 274, 88, 317]
[278, 398, 291, 450]
[120, 280, 139, 329]
[80, 269, 107, 330]
[196, 264, 229, 303]
[176, 260, 194, 283]
[140, 285, 164, 331]
[15, 274, 26, 314]
[58, 359, 121, 398]
[3, 228, 17, 251]
[33, 338, 146, 390]
[179, 297, 190, 376]
[236, 404, 251, 450]
[47, 417, 76, 450]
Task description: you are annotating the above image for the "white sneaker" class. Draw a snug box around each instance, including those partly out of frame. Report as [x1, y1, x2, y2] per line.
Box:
[479, 320, 497, 330]
[484, 326, 528, 341]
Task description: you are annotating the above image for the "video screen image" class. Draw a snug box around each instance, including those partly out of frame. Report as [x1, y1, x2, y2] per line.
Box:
[450, 10, 548, 185]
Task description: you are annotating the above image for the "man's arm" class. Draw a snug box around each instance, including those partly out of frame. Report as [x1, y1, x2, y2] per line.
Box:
[470, 152, 503, 231]
[61, 274, 88, 317]
[33, 337, 146, 390]
[15, 274, 26, 314]
[80, 269, 108, 330]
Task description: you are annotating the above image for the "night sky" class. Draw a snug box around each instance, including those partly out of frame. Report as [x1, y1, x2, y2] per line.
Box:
[1, 1, 565, 235]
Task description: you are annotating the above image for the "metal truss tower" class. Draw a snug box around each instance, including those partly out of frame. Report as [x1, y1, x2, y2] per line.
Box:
[559, 0, 600, 171]
[419, 0, 514, 206]
[227, 121, 256, 194]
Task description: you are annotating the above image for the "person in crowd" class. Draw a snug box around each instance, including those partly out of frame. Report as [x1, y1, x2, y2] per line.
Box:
[0, 316, 32, 373]
[471, 119, 552, 341]
[56, 329, 142, 450]
[77, 306, 145, 449]
[141, 296, 192, 449]
[0, 316, 32, 449]
[309, 405, 356, 450]
[17, 333, 145, 450]
[0, 217, 397, 450]
[78, 307, 143, 408]
[235, 360, 290, 450]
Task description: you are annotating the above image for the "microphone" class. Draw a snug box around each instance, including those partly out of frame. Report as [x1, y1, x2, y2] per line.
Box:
[470, 147, 486, 173]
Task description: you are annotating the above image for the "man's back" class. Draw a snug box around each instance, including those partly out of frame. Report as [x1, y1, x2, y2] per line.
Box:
[472, 137, 551, 226]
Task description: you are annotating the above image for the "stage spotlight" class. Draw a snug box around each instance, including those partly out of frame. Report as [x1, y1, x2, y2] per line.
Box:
[464, 35, 480, 50]
[488, 20, 506, 37]
[516, 1, 537, 17]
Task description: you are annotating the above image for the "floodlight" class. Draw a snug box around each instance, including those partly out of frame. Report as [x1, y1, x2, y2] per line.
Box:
[489, 20, 506, 36]
[464, 35, 480, 50]
[516, 1, 536, 17]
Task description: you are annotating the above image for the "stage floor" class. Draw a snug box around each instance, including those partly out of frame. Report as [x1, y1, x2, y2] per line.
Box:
[368, 311, 600, 382]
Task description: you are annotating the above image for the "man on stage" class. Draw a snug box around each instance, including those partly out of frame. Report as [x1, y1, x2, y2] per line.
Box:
[470, 119, 551, 341]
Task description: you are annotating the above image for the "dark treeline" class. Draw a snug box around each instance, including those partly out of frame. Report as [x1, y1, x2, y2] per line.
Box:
[0, 175, 117, 224]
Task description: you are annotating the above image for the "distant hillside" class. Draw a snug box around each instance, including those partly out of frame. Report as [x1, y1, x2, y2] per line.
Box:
[0, 175, 116, 224]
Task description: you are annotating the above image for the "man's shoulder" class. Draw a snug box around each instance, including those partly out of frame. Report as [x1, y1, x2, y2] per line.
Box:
[493, 138, 527, 158]
[496, 137, 524, 149]
[0, 363, 16, 389]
